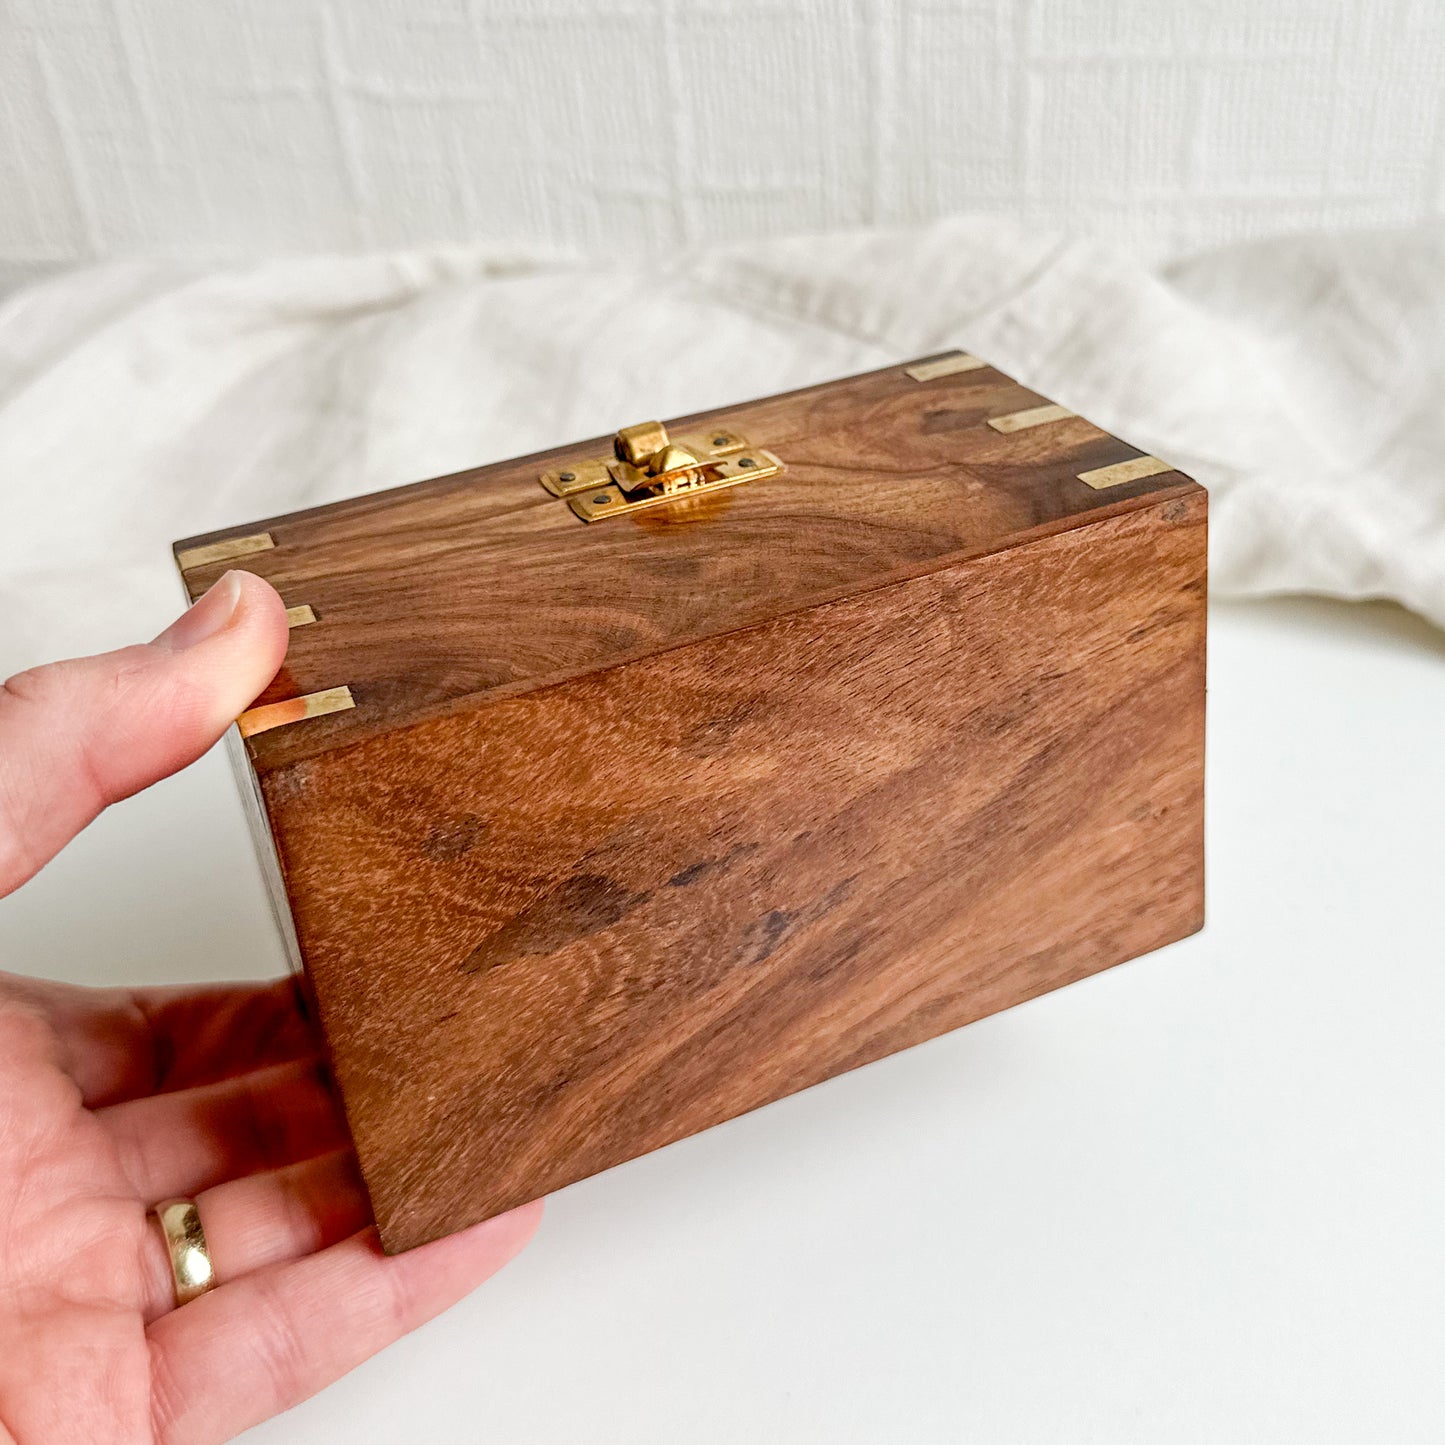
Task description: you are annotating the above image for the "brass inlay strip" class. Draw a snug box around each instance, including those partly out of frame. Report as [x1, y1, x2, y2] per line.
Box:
[176, 532, 275, 571]
[285, 605, 318, 628]
[237, 686, 355, 740]
[1077, 455, 1173, 490]
[904, 353, 986, 382]
[988, 403, 1075, 434]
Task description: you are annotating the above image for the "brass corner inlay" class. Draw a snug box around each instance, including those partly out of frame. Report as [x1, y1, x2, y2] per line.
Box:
[176, 532, 276, 571]
[284, 605, 318, 628]
[988, 403, 1075, 434]
[1077, 455, 1174, 490]
[904, 352, 986, 382]
[237, 686, 355, 740]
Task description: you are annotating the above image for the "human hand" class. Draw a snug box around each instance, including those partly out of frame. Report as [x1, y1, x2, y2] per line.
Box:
[0, 571, 541, 1445]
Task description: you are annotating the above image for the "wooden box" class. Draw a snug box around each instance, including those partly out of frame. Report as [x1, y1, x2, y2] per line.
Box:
[174, 353, 1206, 1253]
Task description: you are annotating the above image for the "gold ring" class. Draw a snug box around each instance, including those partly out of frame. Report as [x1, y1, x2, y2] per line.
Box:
[154, 1198, 216, 1306]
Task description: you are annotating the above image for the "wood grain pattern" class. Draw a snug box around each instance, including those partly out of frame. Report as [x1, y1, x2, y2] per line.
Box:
[268, 497, 1205, 1252]
[175, 354, 1207, 1253]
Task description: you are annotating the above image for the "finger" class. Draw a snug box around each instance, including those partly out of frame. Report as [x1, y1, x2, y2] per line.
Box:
[0, 569, 288, 896]
[140, 1149, 372, 1322]
[101, 1057, 349, 1202]
[148, 1205, 543, 1445]
[5, 972, 318, 1107]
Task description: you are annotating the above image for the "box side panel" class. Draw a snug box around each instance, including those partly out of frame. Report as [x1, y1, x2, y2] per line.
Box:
[262, 491, 1206, 1252]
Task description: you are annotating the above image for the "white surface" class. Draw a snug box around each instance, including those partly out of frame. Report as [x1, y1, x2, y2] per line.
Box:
[1, 220, 1442, 1439]
[5, 0, 1445, 289]
[4, 597, 1443, 1444]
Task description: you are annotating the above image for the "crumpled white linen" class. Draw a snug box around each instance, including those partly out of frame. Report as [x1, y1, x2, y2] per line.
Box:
[3, 217, 1443, 673]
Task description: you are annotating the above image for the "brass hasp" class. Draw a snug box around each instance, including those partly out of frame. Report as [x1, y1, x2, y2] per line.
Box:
[540, 420, 783, 521]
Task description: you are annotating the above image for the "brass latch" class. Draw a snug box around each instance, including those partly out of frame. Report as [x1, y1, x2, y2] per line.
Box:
[540, 421, 783, 521]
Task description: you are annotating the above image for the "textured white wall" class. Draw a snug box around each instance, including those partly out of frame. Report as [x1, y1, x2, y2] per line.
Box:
[3, 0, 1444, 288]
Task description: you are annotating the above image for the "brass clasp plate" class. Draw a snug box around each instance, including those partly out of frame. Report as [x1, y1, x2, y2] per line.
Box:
[540, 421, 783, 521]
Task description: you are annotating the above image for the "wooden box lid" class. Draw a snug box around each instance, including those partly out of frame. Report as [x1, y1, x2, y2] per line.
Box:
[174, 352, 1200, 776]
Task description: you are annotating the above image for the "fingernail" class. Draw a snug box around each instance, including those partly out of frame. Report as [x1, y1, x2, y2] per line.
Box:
[154, 571, 245, 651]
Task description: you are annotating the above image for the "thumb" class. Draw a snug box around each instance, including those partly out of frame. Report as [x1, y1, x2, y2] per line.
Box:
[0, 570, 288, 897]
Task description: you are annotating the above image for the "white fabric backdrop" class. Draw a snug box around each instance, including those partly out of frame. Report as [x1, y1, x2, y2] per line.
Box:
[2, 217, 1443, 684]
